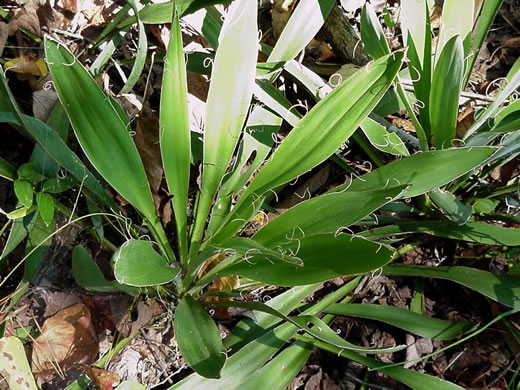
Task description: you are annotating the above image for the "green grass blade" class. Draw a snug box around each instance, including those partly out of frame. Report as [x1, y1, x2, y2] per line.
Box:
[430, 36, 464, 149]
[325, 303, 474, 340]
[189, 0, 257, 256]
[268, 0, 335, 63]
[160, 8, 191, 264]
[211, 52, 404, 245]
[384, 264, 520, 310]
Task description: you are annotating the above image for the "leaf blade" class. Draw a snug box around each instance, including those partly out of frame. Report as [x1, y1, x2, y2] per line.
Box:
[160, 8, 191, 262]
[44, 38, 156, 221]
[213, 234, 393, 286]
[112, 240, 179, 287]
[174, 295, 226, 378]
[325, 303, 474, 340]
[384, 264, 520, 310]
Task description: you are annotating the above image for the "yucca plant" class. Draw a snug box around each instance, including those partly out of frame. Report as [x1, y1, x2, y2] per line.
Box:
[1, 0, 519, 388]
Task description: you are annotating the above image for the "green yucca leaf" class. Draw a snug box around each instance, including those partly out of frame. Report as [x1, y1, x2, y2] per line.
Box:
[210, 234, 393, 286]
[223, 284, 319, 352]
[301, 336, 464, 390]
[400, 0, 432, 137]
[44, 38, 174, 262]
[45, 39, 155, 220]
[325, 304, 474, 340]
[436, 0, 473, 59]
[429, 189, 472, 225]
[252, 186, 406, 247]
[361, 220, 520, 246]
[237, 342, 312, 390]
[189, 0, 258, 256]
[170, 281, 359, 389]
[360, 118, 409, 156]
[331, 147, 495, 197]
[174, 295, 226, 378]
[430, 36, 464, 149]
[464, 0, 503, 87]
[0, 78, 114, 209]
[268, 0, 335, 63]
[361, 3, 390, 59]
[384, 265, 520, 310]
[209, 301, 405, 353]
[119, 0, 147, 94]
[112, 240, 179, 287]
[211, 52, 404, 245]
[160, 8, 191, 263]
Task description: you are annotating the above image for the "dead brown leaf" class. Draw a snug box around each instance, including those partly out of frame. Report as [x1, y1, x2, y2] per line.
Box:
[80, 365, 120, 390]
[32, 303, 98, 376]
[304, 366, 340, 390]
[0, 3, 41, 56]
[150, 24, 171, 49]
[306, 39, 335, 62]
[33, 88, 59, 122]
[502, 37, 520, 48]
[456, 104, 474, 140]
[134, 106, 163, 206]
[272, 0, 297, 39]
[386, 114, 416, 133]
[117, 300, 154, 338]
[199, 253, 239, 319]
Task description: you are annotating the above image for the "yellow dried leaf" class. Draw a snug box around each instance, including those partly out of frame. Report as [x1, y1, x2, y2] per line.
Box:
[4, 56, 47, 77]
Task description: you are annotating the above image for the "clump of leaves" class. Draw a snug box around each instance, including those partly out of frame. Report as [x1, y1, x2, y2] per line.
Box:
[0, 0, 519, 388]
